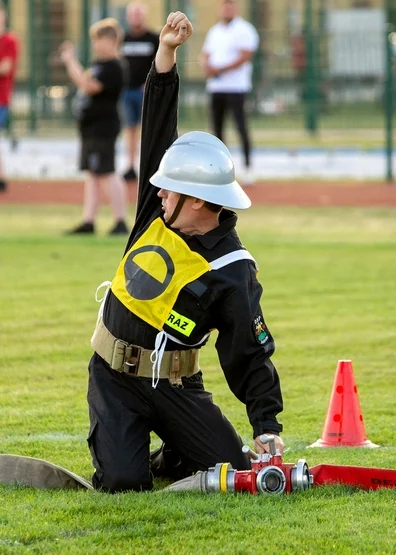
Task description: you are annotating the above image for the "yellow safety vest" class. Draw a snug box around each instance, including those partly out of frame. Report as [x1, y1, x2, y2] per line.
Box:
[111, 218, 211, 331]
[95, 218, 256, 387]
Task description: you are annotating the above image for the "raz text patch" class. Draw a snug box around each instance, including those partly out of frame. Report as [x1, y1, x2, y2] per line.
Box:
[166, 310, 196, 337]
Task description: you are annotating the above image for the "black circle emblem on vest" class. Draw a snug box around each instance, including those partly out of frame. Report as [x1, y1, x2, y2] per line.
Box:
[124, 245, 175, 300]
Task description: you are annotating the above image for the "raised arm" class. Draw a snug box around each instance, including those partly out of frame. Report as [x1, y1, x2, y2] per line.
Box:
[59, 42, 105, 95]
[133, 12, 193, 235]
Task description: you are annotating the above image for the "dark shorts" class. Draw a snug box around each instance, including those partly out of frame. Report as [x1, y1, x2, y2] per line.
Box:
[0, 106, 9, 129]
[122, 87, 144, 127]
[79, 136, 116, 175]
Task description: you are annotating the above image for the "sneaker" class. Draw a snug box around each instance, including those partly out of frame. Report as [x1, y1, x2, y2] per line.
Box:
[108, 220, 129, 235]
[65, 222, 95, 235]
[0, 180, 7, 193]
[123, 167, 137, 182]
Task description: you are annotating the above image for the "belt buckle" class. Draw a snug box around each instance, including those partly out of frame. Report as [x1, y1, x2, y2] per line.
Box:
[123, 345, 140, 375]
[169, 351, 183, 388]
[111, 338, 129, 370]
[124, 361, 138, 375]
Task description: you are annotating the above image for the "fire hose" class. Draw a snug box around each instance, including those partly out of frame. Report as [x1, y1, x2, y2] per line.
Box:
[1, 435, 395, 492]
[164, 434, 396, 495]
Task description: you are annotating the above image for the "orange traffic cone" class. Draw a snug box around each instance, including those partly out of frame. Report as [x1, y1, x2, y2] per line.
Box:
[309, 360, 379, 448]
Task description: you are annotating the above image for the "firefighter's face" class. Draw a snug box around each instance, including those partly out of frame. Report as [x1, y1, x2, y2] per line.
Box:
[158, 189, 198, 229]
[158, 189, 182, 223]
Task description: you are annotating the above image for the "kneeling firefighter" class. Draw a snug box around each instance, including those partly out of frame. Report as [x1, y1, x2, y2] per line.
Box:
[88, 11, 284, 492]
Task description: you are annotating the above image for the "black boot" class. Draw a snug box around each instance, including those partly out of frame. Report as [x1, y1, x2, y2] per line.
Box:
[123, 167, 137, 182]
[150, 443, 192, 481]
[65, 222, 95, 235]
[108, 220, 129, 235]
[0, 180, 7, 193]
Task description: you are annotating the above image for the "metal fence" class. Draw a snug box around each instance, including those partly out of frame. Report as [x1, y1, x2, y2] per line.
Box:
[3, 0, 396, 180]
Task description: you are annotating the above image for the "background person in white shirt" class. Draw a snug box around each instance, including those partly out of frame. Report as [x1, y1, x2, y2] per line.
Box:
[200, 0, 259, 185]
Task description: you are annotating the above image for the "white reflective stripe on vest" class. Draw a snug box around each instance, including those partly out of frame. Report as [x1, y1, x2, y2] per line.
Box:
[150, 249, 256, 387]
[210, 249, 257, 270]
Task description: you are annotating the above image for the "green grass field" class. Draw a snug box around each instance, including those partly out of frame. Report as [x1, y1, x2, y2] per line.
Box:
[1, 204, 396, 554]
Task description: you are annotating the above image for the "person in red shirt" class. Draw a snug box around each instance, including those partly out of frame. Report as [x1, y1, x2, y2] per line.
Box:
[0, 2, 19, 192]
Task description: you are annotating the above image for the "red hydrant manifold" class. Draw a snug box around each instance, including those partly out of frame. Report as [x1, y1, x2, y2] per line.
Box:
[163, 434, 396, 494]
[205, 434, 313, 495]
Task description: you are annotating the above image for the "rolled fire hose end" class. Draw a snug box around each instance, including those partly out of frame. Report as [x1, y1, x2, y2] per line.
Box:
[0, 454, 93, 490]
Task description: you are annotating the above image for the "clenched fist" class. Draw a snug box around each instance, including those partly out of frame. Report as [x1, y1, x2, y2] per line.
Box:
[160, 11, 193, 49]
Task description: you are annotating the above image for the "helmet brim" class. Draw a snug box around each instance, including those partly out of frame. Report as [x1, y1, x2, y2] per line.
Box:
[150, 172, 252, 210]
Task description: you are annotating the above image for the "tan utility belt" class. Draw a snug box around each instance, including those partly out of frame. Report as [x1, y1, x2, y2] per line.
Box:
[91, 317, 200, 386]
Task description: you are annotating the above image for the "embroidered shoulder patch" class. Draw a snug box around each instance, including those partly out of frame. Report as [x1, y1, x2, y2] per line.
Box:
[252, 315, 269, 345]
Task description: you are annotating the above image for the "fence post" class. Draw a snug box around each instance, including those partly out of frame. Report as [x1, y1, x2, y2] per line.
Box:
[100, 0, 109, 19]
[176, 0, 186, 79]
[3, 0, 13, 137]
[176, 0, 186, 121]
[28, 0, 37, 132]
[384, 2, 394, 183]
[304, 0, 318, 135]
[81, 0, 90, 67]
[249, 0, 262, 114]
[3, 0, 9, 22]
[41, 0, 51, 118]
[164, 0, 173, 21]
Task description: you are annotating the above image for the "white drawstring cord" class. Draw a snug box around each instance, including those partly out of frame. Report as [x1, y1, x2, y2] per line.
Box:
[95, 281, 111, 321]
[95, 280, 111, 303]
[91, 281, 112, 344]
[150, 331, 168, 389]
[149, 330, 210, 389]
[93, 282, 211, 389]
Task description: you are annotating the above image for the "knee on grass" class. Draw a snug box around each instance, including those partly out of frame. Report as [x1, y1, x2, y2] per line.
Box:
[92, 470, 153, 493]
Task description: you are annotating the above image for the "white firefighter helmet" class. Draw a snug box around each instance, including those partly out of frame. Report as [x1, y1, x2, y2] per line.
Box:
[149, 131, 251, 209]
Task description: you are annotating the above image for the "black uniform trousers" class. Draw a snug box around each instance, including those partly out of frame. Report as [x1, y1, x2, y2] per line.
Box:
[87, 353, 250, 492]
[210, 92, 251, 168]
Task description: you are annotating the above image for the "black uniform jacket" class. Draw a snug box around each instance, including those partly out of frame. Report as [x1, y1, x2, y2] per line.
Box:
[102, 63, 283, 437]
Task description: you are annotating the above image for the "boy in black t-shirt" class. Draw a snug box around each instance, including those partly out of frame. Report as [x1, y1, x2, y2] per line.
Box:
[121, 3, 159, 182]
[60, 18, 128, 235]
